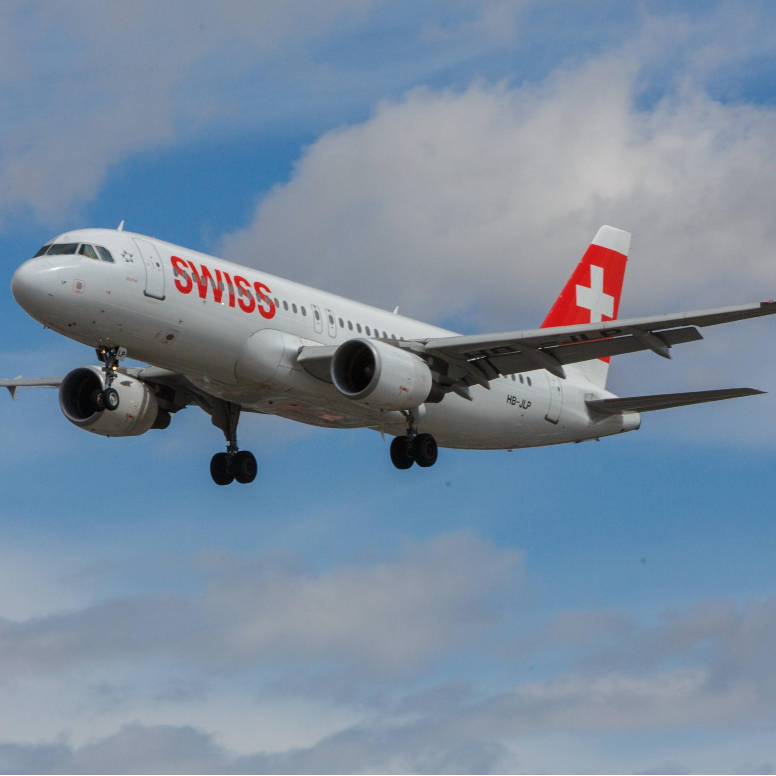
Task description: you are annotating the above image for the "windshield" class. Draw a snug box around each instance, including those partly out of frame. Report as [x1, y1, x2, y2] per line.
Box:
[46, 243, 79, 256]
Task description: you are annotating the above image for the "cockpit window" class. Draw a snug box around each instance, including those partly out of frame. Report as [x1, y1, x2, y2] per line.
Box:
[95, 246, 114, 263]
[46, 243, 79, 256]
[78, 244, 100, 260]
[33, 244, 52, 258]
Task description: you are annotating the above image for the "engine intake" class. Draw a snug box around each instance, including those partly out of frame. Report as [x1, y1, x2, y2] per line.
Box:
[331, 338, 441, 411]
[59, 366, 168, 437]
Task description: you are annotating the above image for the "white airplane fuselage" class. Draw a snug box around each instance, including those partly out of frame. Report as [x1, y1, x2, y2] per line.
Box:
[11, 228, 638, 450]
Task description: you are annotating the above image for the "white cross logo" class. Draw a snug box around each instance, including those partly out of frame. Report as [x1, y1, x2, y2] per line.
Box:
[576, 265, 614, 323]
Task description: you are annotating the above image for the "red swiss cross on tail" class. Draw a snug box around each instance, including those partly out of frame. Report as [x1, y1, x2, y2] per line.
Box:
[541, 225, 631, 388]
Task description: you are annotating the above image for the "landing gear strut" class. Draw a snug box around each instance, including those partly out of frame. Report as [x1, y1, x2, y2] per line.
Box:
[94, 346, 125, 412]
[209, 400, 257, 485]
[390, 409, 438, 469]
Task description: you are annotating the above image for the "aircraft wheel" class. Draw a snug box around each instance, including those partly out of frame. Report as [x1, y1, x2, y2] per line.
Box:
[390, 436, 414, 469]
[91, 389, 105, 412]
[233, 450, 257, 484]
[210, 452, 235, 486]
[413, 433, 438, 468]
[102, 387, 120, 412]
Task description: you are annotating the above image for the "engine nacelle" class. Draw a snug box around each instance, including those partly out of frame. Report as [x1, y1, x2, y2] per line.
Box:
[59, 366, 167, 437]
[331, 338, 440, 411]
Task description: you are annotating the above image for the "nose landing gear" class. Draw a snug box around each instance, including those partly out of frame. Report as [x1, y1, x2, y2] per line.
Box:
[209, 400, 257, 485]
[390, 409, 439, 469]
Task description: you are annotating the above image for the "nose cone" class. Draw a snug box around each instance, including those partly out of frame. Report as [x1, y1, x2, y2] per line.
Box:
[11, 258, 57, 314]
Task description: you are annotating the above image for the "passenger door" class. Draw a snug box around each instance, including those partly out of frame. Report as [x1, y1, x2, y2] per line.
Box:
[134, 239, 165, 300]
[545, 373, 563, 424]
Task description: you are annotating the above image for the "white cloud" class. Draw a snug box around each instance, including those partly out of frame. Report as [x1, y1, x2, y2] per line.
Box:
[221, 50, 776, 333]
[0, 532, 521, 674]
[0, 1, 532, 227]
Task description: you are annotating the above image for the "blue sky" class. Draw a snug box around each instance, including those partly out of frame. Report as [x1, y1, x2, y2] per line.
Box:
[2, 1, 776, 772]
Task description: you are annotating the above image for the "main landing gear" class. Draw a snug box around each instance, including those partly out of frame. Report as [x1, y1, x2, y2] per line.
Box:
[390, 410, 438, 470]
[94, 346, 125, 412]
[209, 400, 257, 486]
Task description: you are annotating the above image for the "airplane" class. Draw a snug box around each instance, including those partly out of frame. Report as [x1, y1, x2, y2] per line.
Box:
[3, 223, 773, 485]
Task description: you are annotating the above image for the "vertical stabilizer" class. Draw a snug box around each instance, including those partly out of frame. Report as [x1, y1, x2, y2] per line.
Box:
[541, 226, 631, 388]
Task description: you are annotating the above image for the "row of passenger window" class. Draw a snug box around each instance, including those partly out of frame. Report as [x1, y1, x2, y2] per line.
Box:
[173, 269, 405, 341]
[33, 243, 115, 262]
[337, 316, 401, 340]
[272, 294, 403, 340]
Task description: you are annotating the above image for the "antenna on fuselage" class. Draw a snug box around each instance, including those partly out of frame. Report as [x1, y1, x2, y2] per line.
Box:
[392, 306, 399, 315]
[117, 220, 125, 231]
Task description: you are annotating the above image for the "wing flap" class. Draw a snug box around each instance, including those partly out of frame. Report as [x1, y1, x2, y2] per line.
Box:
[485, 326, 703, 377]
[586, 388, 764, 415]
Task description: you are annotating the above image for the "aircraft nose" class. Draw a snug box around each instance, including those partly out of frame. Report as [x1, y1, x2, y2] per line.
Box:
[11, 258, 57, 311]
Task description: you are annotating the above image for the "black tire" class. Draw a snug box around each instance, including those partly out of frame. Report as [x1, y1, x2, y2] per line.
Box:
[390, 436, 414, 469]
[413, 433, 438, 468]
[233, 450, 257, 484]
[210, 452, 234, 486]
[102, 387, 120, 411]
[91, 388, 105, 412]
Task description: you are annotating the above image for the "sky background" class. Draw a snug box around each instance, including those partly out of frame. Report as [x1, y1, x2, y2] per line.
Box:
[1, 1, 776, 773]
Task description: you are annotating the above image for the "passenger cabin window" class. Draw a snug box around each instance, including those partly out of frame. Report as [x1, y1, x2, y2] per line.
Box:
[339, 317, 344, 328]
[382, 331, 387, 338]
[33, 245, 51, 258]
[314, 309, 321, 321]
[46, 243, 79, 256]
[283, 301, 288, 311]
[527, 376, 532, 387]
[356, 323, 362, 333]
[365, 326, 371, 336]
[95, 246, 115, 263]
[348, 321, 353, 331]
[301, 306, 307, 316]
[292, 303, 297, 314]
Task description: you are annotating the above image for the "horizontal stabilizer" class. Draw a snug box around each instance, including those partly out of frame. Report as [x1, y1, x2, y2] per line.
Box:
[586, 388, 764, 415]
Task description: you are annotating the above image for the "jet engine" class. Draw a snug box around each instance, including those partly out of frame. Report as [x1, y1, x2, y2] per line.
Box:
[331, 338, 443, 411]
[59, 366, 170, 437]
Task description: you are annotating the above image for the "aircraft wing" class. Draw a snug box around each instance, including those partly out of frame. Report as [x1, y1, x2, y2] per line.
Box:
[0, 367, 201, 409]
[0, 376, 63, 400]
[418, 300, 776, 385]
[586, 388, 764, 415]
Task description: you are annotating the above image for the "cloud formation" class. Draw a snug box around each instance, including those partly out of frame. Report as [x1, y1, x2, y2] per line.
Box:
[0, 532, 521, 674]
[222, 43, 776, 331]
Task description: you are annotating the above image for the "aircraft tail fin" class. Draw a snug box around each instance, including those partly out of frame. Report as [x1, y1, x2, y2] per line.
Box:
[541, 226, 631, 388]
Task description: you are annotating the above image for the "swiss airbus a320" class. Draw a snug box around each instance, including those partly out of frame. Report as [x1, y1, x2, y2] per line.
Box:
[3, 224, 772, 485]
